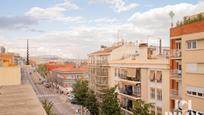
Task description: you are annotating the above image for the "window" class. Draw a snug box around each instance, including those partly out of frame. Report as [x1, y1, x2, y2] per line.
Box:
[187, 40, 197, 49]
[150, 71, 155, 82]
[157, 89, 162, 101]
[157, 107, 162, 115]
[156, 71, 162, 83]
[114, 68, 117, 77]
[198, 93, 203, 97]
[150, 88, 155, 99]
[186, 63, 204, 74]
[150, 105, 155, 115]
[134, 84, 141, 97]
[186, 86, 204, 98]
[192, 91, 197, 95]
[187, 91, 192, 95]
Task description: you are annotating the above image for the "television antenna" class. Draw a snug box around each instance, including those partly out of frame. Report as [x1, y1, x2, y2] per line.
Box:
[169, 11, 175, 27]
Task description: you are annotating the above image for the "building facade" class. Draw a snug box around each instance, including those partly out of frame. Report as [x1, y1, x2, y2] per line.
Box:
[88, 42, 138, 102]
[110, 43, 170, 115]
[170, 13, 204, 114]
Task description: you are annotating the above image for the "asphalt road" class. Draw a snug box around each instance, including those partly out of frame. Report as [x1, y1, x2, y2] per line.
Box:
[21, 66, 79, 115]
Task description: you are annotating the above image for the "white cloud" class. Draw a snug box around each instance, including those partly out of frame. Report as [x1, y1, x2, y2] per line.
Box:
[90, 0, 138, 13]
[107, 0, 138, 12]
[25, 0, 82, 22]
[128, 1, 204, 42]
[56, 0, 79, 10]
[3, 1, 204, 58]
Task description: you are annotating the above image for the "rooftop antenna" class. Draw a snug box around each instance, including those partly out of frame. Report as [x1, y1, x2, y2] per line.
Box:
[169, 11, 175, 27]
[26, 39, 29, 65]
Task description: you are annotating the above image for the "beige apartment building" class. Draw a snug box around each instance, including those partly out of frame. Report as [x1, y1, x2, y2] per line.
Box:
[88, 41, 138, 101]
[0, 48, 21, 86]
[110, 43, 170, 115]
[170, 13, 204, 114]
[88, 41, 171, 115]
[0, 66, 21, 85]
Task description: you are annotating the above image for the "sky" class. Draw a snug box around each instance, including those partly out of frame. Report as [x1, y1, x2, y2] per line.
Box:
[0, 0, 203, 59]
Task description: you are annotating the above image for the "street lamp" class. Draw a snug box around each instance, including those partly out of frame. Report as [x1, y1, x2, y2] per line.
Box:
[169, 11, 175, 27]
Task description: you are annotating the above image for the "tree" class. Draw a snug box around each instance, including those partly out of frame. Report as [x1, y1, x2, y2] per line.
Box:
[41, 99, 56, 115]
[72, 80, 89, 106]
[37, 64, 48, 77]
[72, 80, 99, 115]
[85, 90, 99, 115]
[132, 100, 154, 115]
[101, 87, 121, 115]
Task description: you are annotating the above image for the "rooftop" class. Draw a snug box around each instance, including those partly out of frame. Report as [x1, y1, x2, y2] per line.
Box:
[170, 12, 204, 37]
[110, 55, 169, 65]
[52, 65, 87, 73]
[89, 43, 123, 56]
[46, 63, 73, 71]
[0, 85, 47, 115]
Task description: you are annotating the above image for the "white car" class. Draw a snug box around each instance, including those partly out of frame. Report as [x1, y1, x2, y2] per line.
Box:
[67, 94, 74, 101]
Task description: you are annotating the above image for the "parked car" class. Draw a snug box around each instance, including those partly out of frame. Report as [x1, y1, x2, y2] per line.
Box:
[44, 83, 51, 88]
[70, 98, 78, 104]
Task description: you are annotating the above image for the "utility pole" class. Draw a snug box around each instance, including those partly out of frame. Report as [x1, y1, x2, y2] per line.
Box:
[26, 39, 29, 65]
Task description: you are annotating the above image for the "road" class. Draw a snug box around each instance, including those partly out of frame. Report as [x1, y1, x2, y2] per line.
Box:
[21, 66, 79, 115]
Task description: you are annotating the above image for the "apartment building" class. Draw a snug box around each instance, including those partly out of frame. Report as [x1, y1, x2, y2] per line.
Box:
[50, 64, 88, 88]
[110, 43, 170, 115]
[0, 48, 21, 86]
[88, 41, 138, 101]
[170, 12, 204, 114]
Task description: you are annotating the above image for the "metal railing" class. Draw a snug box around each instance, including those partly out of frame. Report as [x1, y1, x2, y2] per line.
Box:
[170, 69, 182, 78]
[170, 49, 182, 58]
[119, 88, 141, 97]
[170, 89, 181, 97]
[118, 74, 141, 82]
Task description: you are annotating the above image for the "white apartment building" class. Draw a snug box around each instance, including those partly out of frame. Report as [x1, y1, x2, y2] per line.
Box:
[88, 41, 139, 101]
[110, 43, 170, 115]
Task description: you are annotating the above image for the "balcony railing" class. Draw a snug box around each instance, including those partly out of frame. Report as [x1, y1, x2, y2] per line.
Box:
[119, 88, 141, 98]
[120, 104, 133, 115]
[170, 69, 182, 79]
[96, 81, 108, 87]
[170, 89, 181, 99]
[170, 49, 181, 59]
[119, 74, 141, 82]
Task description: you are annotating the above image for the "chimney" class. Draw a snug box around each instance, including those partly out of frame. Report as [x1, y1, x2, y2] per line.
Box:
[159, 39, 162, 55]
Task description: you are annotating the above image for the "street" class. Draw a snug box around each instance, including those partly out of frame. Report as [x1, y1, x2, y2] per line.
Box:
[21, 66, 79, 115]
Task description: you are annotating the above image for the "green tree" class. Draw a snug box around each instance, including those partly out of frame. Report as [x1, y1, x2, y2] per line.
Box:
[72, 80, 99, 115]
[132, 100, 154, 115]
[72, 80, 89, 105]
[101, 87, 121, 115]
[41, 99, 56, 115]
[37, 64, 48, 76]
[85, 90, 99, 115]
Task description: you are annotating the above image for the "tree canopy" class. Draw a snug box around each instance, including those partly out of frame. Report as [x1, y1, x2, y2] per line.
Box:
[72, 80, 99, 115]
[132, 100, 154, 115]
[101, 87, 121, 115]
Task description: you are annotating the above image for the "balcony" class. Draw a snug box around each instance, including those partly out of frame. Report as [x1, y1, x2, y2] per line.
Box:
[170, 89, 182, 99]
[170, 69, 182, 80]
[120, 103, 133, 115]
[170, 49, 181, 59]
[118, 74, 141, 85]
[96, 81, 108, 87]
[119, 88, 141, 100]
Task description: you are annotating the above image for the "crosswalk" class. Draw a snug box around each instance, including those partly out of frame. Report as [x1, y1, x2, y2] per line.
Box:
[37, 94, 58, 97]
